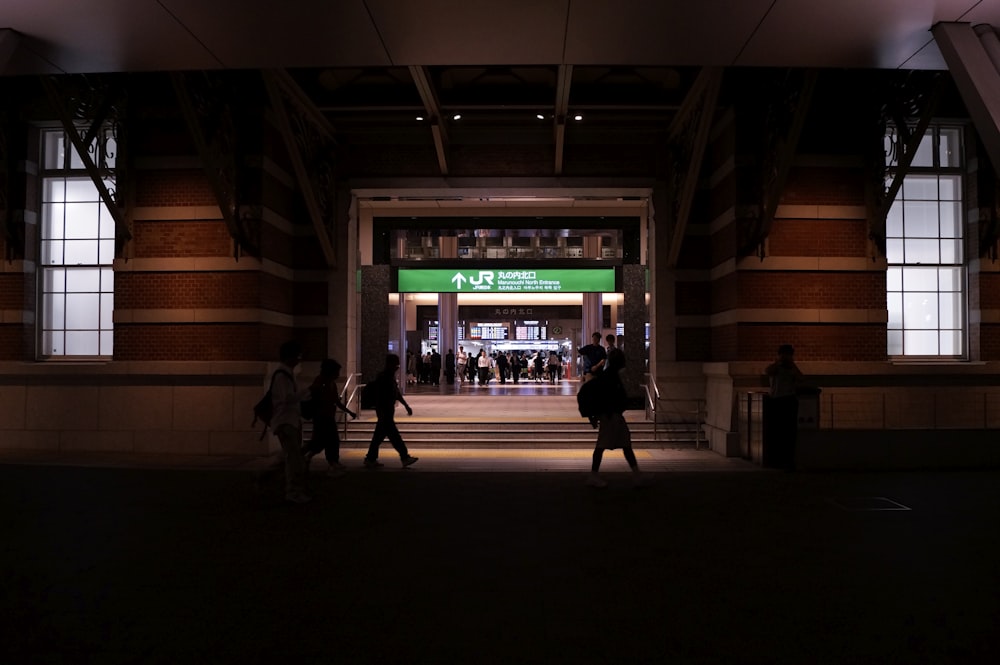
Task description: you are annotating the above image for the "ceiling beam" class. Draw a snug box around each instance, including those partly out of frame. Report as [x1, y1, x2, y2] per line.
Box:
[0, 29, 20, 74]
[409, 65, 449, 176]
[933, 22, 1000, 179]
[263, 69, 338, 266]
[554, 65, 572, 175]
[664, 67, 722, 267]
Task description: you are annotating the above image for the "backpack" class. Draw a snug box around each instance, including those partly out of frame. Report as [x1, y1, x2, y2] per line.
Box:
[576, 376, 600, 418]
[252, 370, 292, 439]
[359, 376, 381, 410]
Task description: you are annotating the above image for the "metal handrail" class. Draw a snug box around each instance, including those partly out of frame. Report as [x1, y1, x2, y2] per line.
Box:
[655, 397, 707, 449]
[338, 373, 362, 438]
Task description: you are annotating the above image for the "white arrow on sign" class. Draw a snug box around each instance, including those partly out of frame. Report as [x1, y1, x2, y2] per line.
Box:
[451, 272, 467, 289]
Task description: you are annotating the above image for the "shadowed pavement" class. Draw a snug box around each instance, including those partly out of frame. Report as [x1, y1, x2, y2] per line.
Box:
[3, 461, 1000, 664]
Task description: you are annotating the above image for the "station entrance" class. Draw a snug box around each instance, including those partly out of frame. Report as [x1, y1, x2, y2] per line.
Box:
[356, 206, 651, 401]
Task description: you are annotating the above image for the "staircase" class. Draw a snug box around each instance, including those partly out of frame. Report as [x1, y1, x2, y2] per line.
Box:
[306, 391, 705, 450]
[335, 411, 704, 450]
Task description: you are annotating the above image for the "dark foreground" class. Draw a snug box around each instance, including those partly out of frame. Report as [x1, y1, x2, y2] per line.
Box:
[3, 464, 999, 664]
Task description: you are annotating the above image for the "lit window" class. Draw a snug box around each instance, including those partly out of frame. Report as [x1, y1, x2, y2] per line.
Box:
[39, 129, 116, 358]
[886, 125, 965, 357]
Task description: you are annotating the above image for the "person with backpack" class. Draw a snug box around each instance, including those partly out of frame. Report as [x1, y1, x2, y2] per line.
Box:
[364, 353, 419, 469]
[302, 358, 356, 477]
[254, 340, 313, 503]
[579, 348, 642, 488]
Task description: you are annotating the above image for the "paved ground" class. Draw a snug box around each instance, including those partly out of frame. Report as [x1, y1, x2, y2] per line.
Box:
[3, 456, 999, 664]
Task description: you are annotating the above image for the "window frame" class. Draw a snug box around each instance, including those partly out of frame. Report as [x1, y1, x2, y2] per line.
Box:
[885, 123, 968, 360]
[36, 126, 117, 361]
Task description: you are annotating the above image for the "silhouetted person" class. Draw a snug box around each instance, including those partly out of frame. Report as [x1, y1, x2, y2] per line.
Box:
[364, 353, 419, 469]
[763, 344, 804, 470]
[255, 340, 312, 503]
[302, 358, 356, 477]
[585, 348, 641, 487]
[445, 348, 456, 385]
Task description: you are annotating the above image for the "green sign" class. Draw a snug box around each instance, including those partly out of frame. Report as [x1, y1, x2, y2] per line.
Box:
[397, 268, 615, 293]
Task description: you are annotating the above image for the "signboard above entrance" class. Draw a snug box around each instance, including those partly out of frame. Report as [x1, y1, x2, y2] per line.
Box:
[397, 268, 615, 293]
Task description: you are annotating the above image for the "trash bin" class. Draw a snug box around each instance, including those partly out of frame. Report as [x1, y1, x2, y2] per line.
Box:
[762, 387, 821, 469]
[796, 386, 821, 429]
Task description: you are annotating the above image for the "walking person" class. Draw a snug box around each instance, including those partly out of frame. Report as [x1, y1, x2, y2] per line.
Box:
[364, 353, 419, 469]
[582, 348, 641, 487]
[302, 358, 357, 477]
[254, 340, 313, 503]
[456, 346, 468, 385]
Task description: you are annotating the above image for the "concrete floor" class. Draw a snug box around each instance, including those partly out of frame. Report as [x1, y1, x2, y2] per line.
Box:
[3, 446, 999, 663]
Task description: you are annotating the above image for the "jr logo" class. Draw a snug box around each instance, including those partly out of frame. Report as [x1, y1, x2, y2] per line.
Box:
[469, 271, 494, 286]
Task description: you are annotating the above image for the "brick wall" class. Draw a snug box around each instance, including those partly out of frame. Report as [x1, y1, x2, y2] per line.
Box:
[116, 273, 262, 309]
[737, 271, 884, 309]
[737, 324, 886, 361]
[115, 324, 261, 361]
[132, 220, 233, 257]
[134, 170, 217, 207]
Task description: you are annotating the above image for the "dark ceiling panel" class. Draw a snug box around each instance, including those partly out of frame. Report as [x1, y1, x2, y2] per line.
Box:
[365, 0, 568, 65]
[161, 0, 391, 68]
[563, 0, 775, 66]
[738, 0, 978, 69]
[2, 0, 217, 74]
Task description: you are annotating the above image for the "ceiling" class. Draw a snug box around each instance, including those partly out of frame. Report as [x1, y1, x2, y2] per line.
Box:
[2, 1, 998, 186]
[2, 0, 998, 75]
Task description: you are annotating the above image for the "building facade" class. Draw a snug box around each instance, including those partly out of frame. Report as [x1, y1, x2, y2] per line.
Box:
[2, 57, 1000, 467]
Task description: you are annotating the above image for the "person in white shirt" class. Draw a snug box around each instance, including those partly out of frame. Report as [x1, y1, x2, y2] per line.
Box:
[456, 346, 468, 385]
[255, 340, 313, 503]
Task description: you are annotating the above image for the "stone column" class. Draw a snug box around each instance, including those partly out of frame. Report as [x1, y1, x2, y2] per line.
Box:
[437, 235, 459, 386]
[622, 263, 647, 400]
[360, 264, 390, 382]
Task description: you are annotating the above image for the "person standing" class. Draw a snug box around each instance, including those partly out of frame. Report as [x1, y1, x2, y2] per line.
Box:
[585, 348, 641, 487]
[302, 358, 357, 477]
[496, 349, 509, 384]
[445, 348, 456, 385]
[456, 346, 468, 385]
[477, 349, 491, 386]
[578, 332, 607, 383]
[255, 340, 313, 503]
[763, 344, 804, 470]
[546, 350, 561, 384]
[430, 348, 442, 386]
[364, 353, 419, 469]
[406, 350, 417, 385]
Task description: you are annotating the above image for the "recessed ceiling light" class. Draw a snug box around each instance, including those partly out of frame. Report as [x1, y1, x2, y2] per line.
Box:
[536, 114, 545, 120]
[453, 114, 462, 120]
[574, 114, 583, 121]
[416, 116, 424, 121]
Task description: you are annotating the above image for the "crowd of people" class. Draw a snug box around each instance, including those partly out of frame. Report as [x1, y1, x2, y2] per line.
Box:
[423, 346, 572, 386]
[254, 332, 637, 503]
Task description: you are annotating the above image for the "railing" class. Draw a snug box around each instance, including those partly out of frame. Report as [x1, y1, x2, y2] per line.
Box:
[338, 373, 362, 438]
[645, 374, 707, 449]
